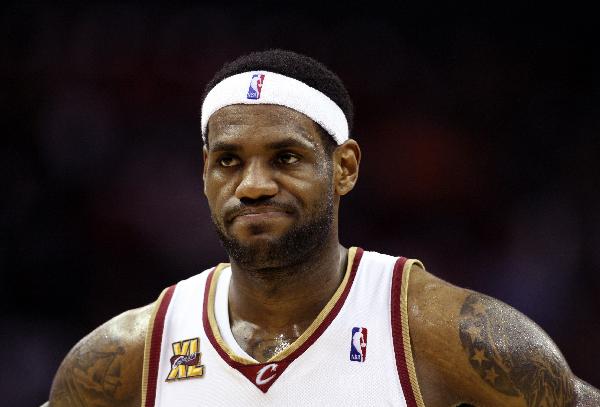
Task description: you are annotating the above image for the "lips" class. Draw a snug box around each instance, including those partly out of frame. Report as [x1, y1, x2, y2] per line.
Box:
[234, 211, 291, 224]
[226, 205, 294, 224]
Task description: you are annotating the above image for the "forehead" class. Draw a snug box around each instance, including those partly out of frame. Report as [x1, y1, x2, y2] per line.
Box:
[206, 104, 322, 148]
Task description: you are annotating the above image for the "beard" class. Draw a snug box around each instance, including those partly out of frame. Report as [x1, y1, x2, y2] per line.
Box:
[212, 189, 334, 271]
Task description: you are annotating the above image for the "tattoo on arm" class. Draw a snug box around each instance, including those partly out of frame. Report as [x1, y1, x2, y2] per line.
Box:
[51, 343, 132, 407]
[459, 293, 574, 407]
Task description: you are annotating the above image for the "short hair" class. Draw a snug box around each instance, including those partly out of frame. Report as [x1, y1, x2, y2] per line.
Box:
[202, 49, 354, 155]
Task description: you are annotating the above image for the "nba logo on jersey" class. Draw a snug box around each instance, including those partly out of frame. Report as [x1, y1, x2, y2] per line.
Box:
[247, 73, 265, 99]
[350, 327, 368, 362]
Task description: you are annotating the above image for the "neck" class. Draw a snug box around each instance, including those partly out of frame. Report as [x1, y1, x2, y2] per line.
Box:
[227, 238, 348, 360]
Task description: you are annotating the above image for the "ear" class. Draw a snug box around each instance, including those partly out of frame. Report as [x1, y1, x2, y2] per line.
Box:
[202, 145, 209, 195]
[333, 139, 361, 196]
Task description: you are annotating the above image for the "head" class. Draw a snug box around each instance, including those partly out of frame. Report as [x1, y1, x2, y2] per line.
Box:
[201, 50, 360, 270]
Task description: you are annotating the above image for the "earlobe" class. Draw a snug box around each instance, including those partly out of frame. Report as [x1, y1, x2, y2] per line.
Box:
[334, 139, 361, 196]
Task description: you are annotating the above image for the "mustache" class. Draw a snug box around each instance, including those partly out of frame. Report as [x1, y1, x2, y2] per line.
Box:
[223, 199, 297, 223]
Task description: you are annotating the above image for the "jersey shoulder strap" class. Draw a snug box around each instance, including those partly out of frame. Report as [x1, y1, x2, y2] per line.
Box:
[391, 256, 426, 407]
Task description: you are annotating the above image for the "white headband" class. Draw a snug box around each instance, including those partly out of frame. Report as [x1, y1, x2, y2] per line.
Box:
[201, 71, 349, 145]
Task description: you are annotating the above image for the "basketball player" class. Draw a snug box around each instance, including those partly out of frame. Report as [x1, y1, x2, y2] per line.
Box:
[46, 50, 599, 406]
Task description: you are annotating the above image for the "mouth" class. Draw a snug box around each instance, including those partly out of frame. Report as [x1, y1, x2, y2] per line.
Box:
[228, 206, 294, 224]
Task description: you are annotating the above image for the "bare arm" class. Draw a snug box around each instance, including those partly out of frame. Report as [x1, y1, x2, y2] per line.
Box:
[574, 378, 600, 406]
[48, 304, 152, 407]
[408, 265, 599, 407]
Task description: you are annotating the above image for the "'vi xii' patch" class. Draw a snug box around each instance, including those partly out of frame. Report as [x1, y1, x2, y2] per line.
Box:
[166, 337, 204, 381]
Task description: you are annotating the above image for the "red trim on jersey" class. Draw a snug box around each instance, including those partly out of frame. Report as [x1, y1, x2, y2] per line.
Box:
[202, 247, 365, 393]
[391, 257, 417, 407]
[145, 285, 176, 407]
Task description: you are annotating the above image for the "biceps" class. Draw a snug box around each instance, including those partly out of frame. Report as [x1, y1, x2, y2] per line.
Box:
[574, 377, 600, 406]
[49, 363, 86, 407]
[49, 342, 139, 407]
[458, 292, 576, 406]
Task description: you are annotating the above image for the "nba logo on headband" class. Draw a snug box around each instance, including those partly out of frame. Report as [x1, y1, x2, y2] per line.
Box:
[247, 73, 265, 100]
[202, 70, 349, 144]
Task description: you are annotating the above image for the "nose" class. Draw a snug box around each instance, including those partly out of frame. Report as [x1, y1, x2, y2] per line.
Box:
[234, 159, 278, 200]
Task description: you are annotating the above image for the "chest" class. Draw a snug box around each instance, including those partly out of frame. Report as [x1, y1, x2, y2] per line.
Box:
[143, 249, 415, 406]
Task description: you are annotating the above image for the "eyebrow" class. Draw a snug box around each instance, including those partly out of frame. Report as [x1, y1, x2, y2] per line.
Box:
[209, 136, 316, 153]
[266, 137, 316, 150]
[209, 141, 241, 153]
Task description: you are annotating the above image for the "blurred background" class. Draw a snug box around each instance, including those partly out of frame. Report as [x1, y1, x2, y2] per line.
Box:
[2, 3, 599, 405]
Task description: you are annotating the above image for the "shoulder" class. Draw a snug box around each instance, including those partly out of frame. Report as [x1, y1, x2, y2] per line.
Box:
[406, 264, 578, 406]
[49, 303, 154, 407]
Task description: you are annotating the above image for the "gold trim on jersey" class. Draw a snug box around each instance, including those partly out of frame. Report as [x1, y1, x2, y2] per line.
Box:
[141, 286, 171, 407]
[271, 246, 357, 362]
[206, 247, 358, 365]
[206, 263, 256, 364]
[401, 259, 426, 407]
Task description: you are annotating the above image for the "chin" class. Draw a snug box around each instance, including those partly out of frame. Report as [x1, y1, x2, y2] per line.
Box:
[217, 209, 334, 270]
[228, 226, 292, 247]
[222, 235, 301, 270]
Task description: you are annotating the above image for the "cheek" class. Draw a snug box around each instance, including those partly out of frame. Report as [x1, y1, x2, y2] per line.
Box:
[204, 173, 231, 207]
[284, 174, 331, 209]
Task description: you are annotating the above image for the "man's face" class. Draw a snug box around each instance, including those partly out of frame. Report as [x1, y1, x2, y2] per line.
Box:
[203, 104, 336, 270]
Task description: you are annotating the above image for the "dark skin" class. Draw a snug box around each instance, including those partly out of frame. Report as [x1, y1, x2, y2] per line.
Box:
[47, 104, 599, 406]
[202, 105, 358, 362]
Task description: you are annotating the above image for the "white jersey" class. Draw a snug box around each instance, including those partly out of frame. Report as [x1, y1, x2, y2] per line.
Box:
[141, 247, 426, 407]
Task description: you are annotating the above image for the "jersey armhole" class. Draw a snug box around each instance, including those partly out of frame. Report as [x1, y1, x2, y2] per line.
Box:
[141, 285, 176, 407]
[391, 258, 426, 407]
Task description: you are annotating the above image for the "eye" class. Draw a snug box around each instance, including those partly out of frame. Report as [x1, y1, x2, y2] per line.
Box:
[276, 152, 300, 165]
[218, 155, 241, 167]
